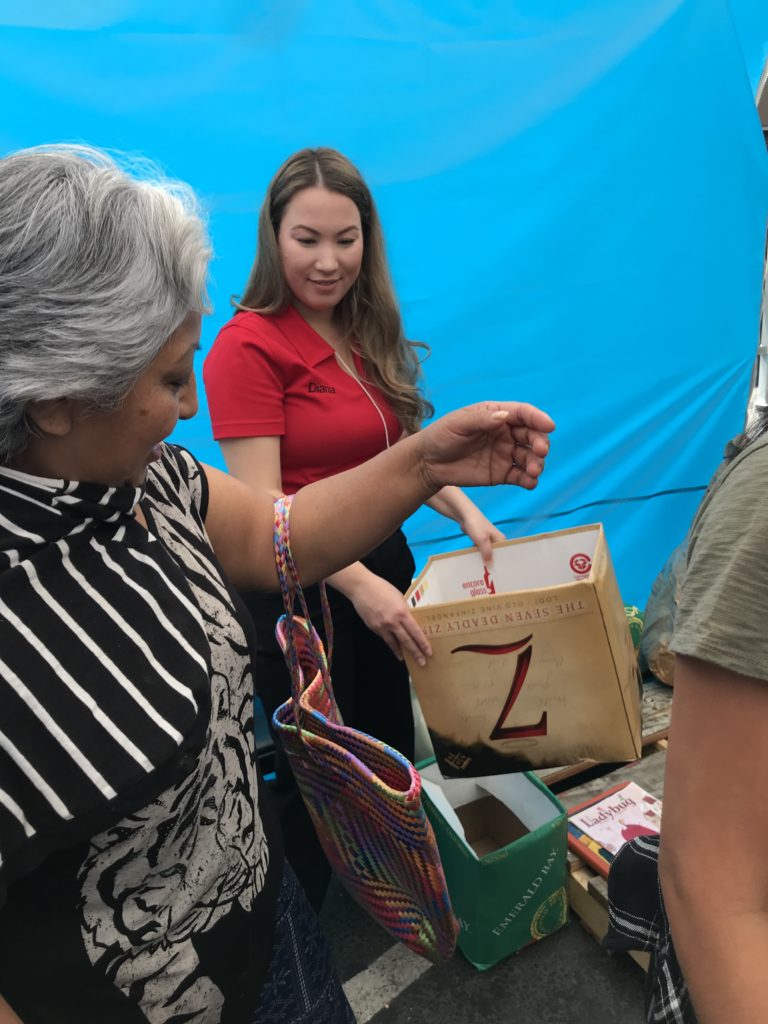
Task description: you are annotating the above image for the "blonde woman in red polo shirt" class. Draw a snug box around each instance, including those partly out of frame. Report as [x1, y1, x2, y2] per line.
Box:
[204, 148, 505, 906]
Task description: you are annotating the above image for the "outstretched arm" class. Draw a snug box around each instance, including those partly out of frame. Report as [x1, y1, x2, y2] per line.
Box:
[0, 995, 22, 1023]
[203, 401, 553, 593]
[659, 655, 768, 1023]
[216, 435, 432, 664]
[217, 434, 430, 659]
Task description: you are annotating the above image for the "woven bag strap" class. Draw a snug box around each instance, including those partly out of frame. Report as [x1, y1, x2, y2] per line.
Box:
[273, 496, 334, 697]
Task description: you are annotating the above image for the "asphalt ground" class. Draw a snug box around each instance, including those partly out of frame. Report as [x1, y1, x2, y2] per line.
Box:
[321, 876, 647, 1024]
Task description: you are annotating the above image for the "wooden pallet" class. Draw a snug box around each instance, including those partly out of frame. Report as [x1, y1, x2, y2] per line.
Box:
[567, 851, 650, 971]
[559, 742, 668, 970]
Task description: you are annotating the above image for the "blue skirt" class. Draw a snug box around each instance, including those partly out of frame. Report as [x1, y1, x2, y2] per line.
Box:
[253, 864, 356, 1023]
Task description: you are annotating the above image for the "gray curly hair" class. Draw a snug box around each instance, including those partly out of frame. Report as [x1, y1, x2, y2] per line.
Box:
[0, 144, 211, 463]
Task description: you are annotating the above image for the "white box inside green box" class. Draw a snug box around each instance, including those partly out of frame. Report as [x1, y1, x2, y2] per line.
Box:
[419, 759, 568, 970]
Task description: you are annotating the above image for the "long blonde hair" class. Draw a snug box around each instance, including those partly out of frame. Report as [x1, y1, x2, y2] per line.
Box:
[236, 148, 433, 434]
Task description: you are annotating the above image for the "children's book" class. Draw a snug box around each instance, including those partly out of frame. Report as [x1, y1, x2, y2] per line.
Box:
[567, 780, 662, 878]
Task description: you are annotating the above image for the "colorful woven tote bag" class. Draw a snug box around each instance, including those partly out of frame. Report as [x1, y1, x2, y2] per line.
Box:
[271, 496, 458, 961]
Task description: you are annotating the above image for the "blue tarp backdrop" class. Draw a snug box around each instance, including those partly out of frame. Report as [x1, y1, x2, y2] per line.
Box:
[1, 0, 767, 604]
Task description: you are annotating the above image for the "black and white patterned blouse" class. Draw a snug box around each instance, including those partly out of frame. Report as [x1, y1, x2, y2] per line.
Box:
[0, 444, 282, 1023]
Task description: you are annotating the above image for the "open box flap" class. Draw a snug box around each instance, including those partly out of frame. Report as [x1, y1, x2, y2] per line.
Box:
[409, 525, 602, 608]
[421, 764, 561, 860]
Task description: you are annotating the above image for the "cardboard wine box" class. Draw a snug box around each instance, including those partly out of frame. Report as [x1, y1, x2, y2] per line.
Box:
[405, 524, 641, 777]
[419, 759, 568, 969]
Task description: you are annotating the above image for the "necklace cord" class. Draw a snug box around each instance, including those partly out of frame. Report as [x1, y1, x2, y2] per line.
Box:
[335, 352, 391, 449]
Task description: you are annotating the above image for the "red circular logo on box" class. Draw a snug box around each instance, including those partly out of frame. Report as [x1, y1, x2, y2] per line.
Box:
[569, 553, 592, 575]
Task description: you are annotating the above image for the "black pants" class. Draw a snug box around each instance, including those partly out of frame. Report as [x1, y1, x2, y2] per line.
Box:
[244, 529, 416, 909]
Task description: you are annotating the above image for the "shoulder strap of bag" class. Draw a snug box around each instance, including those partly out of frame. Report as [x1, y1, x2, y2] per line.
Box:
[273, 495, 334, 698]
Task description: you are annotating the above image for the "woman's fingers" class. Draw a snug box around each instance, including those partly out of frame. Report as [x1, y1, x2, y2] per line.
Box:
[515, 452, 545, 476]
[490, 402, 555, 435]
[509, 424, 551, 456]
[389, 614, 432, 667]
[478, 537, 494, 563]
[506, 463, 544, 489]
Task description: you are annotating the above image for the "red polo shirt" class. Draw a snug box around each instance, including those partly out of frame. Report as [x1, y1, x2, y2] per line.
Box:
[203, 306, 403, 493]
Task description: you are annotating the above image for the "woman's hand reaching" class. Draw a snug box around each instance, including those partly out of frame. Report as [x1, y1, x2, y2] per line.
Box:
[329, 566, 431, 667]
[416, 402, 554, 492]
[458, 507, 506, 564]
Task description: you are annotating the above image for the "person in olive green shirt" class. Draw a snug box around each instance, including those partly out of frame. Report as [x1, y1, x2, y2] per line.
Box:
[661, 428, 768, 1024]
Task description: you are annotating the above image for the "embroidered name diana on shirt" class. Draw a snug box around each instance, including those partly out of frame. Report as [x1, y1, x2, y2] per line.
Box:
[308, 382, 336, 393]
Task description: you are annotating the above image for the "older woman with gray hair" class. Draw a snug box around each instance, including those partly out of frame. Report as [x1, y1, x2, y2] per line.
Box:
[0, 144, 554, 1024]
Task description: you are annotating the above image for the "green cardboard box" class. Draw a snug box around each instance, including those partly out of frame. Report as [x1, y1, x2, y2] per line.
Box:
[419, 759, 568, 969]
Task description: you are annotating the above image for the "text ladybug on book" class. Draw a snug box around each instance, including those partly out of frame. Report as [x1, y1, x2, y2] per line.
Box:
[567, 780, 662, 878]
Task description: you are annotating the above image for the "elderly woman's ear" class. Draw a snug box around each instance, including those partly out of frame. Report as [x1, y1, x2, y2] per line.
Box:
[24, 398, 75, 437]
